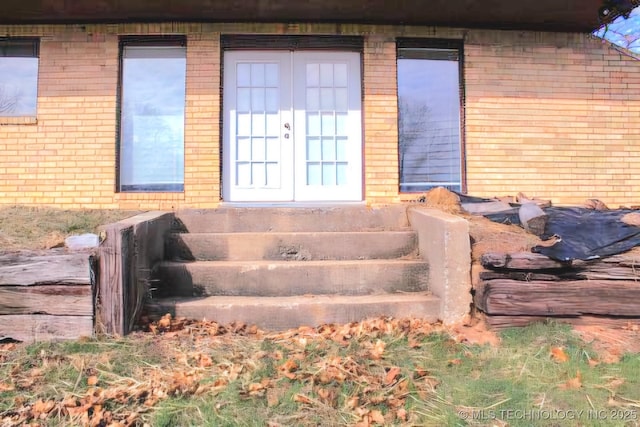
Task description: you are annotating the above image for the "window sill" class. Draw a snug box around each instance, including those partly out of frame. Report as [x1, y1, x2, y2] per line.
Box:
[0, 116, 37, 125]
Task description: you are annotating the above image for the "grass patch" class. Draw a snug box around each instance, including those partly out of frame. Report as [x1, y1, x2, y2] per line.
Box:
[1, 319, 640, 426]
[0, 205, 141, 251]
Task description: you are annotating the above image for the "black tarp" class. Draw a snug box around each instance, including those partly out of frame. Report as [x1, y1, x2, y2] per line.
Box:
[485, 207, 640, 262]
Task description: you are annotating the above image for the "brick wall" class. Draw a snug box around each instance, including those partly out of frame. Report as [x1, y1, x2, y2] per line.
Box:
[465, 31, 640, 207]
[363, 35, 400, 204]
[0, 24, 638, 209]
[0, 30, 119, 208]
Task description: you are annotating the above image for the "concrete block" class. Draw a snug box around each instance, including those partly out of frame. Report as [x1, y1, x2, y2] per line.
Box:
[408, 207, 472, 325]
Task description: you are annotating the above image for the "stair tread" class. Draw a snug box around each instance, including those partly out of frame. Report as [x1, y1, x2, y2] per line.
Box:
[170, 230, 415, 236]
[151, 292, 439, 306]
[147, 293, 440, 329]
[173, 205, 411, 232]
[159, 259, 426, 267]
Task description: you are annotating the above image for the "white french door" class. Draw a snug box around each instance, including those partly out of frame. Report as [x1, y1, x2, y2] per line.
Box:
[223, 50, 362, 202]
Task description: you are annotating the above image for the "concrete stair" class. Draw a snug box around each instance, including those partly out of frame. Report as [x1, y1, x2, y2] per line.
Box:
[149, 206, 439, 330]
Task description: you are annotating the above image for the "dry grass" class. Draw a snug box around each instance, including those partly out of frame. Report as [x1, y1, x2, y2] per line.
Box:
[466, 214, 542, 262]
[2, 318, 640, 427]
[0, 206, 141, 251]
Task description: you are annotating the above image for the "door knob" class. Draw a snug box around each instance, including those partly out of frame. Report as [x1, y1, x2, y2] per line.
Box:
[284, 123, 291, 130]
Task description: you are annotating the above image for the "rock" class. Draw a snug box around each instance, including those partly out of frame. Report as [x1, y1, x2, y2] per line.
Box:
[518, 203, 548, 236]
[65, 233, 100, 250]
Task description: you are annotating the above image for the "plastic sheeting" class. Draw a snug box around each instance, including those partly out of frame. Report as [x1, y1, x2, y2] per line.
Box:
[485, 207, 640, 262]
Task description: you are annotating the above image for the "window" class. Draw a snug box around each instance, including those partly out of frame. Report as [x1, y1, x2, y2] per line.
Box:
[118, 38, 187, 192]
[397, 41, 463, 193]
[0, 38, 39, 117]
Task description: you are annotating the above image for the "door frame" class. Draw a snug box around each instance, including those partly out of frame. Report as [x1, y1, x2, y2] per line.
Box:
[222, 46, 364, 203]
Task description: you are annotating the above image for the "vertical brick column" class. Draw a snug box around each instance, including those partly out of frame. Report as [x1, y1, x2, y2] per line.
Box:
[363, 35, 400, 205]
[184, 32, 221, 208]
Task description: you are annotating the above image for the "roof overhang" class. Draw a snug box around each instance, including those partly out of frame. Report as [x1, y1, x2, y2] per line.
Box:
[0, 0, 615, 33]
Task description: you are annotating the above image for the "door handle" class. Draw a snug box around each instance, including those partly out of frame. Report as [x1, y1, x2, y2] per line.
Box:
[284, 123, 291, 130]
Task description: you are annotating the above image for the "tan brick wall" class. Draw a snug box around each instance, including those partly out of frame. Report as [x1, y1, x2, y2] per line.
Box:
[465, 31, 640, 207]
[0, 31, 119, 208]
[363, 35, 401, 205]
[0, 23, 638, 209]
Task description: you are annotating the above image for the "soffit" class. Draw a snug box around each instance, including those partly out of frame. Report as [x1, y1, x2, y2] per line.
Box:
[0, 0, 609, 33]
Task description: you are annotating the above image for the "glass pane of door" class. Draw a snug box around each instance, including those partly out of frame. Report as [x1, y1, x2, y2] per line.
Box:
[294, 52, 362, 201]
[224, 51, 293, 202]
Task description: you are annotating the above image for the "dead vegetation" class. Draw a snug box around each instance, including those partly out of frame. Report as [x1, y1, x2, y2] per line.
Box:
[2, 316, 640, 427]
[0, 206, 140, 251]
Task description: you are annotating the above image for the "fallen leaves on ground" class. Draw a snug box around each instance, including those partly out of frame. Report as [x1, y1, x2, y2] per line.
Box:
[559, 370, 583, 390]
[0, 316, 448, 426]
[4, 316, 634, 426]
[550, 346, 570, 363]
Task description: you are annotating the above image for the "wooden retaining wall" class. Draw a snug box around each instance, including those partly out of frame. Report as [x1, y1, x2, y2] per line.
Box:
[0, 211, 173, 342]
[95, 211, 174, 336]
[0, 250, 94, 342]
[475, 251, 640, 329]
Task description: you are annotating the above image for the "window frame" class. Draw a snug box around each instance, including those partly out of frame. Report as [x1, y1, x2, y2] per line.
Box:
[0, 37, 40, 123]
[116, 36, 187, 193]
[396, 38, 466, 194]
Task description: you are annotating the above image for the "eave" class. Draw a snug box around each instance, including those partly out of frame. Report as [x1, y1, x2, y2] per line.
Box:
[0, 0, 614, 33]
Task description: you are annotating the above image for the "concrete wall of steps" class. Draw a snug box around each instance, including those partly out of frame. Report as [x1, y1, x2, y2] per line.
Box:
[146, 205, 471, 330]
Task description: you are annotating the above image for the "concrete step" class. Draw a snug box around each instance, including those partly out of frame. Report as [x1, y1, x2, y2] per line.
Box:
[146, 293, 440, 331]
[173, 205, 410, 233]
[165, 231, 418, 261]
[154, 259, 429, 297]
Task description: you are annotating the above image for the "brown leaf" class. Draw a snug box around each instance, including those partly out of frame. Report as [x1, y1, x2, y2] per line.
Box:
[588, 358, 600, 367]
[606, 378, 625, 389]
[212, 378, 229, 388]
[413, 368, 429, 378]
[33, 399, 55, 415]
[370, 340, 386, 360]
[29, 367, 44, 377]
[607, 396, 623, 407]
[387, 396, 404, 407]
[396, 408, 408, 421]
[158, 313, 172, 329]
[318, 366, 345, 384]
[384, 367, 401, 385]
[279, 359, 299, 380]
[559, 370, 582, 390]
[266, 389, 281, 407]
[247, 382, 266, 396]
[293, 394, 313, 405]
[345, 395, 359, 409]
[196, 353, 213, 368]
[67, 404, 91, 416]
[551, 347, 569, 363]
[447, 358, 462, 366]
[0, 343, 17, 351]
[368, 409, 385, 424]
[62, 396, 79, 407]
[408, 336, 422, 348]
[396, 378, 409, 393]
[0, 382, 14, 392]
[87, 375, 99, 386]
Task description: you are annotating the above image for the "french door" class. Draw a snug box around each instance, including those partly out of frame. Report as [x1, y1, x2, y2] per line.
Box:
[223, 50, 362, 202]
